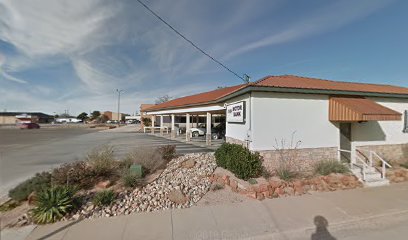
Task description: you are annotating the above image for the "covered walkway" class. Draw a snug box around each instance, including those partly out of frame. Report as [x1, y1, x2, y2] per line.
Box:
[145, 105, 227, 147]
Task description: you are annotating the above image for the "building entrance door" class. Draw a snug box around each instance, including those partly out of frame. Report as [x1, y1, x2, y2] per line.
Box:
[339, 123, 352, 162]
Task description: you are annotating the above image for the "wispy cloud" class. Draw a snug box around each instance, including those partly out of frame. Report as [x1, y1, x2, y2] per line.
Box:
[1, 71, 27, 83]
[0, 0, 400, 114]
[224, 0, 394, 59]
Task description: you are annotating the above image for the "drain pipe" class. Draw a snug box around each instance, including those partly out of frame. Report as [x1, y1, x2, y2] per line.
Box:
[246, 92, 253, 149]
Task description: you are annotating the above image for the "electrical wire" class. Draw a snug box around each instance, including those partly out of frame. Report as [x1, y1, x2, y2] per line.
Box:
[136, 0, 249, 83]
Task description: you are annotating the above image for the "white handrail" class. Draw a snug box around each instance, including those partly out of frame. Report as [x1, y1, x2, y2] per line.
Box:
[355, 148, 373, 167]
[371, 151, 392, 179]
[355, 156, 370, 181]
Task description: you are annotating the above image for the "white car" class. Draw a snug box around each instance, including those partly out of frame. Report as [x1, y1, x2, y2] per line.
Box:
[190, 127, 206, 137]
[190, 123, 225, 140]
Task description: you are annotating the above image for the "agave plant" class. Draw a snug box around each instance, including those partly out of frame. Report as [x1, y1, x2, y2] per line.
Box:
[31, 186, 75, 224]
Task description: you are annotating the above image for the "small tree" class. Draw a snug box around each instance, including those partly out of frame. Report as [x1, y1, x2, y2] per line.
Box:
[155, 95, 172, 104]
[142, 117, 151, 127]
[100, 114, 109, 123]
[77, 112, 89, 121]
[90, 111, 101, 120]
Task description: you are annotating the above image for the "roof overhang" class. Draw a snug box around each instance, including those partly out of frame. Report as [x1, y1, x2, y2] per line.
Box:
[329, 97, 402, 122]
[218, 86, 408, 103]
[144, 85, 408, 113]
[145, 104, 225, 115]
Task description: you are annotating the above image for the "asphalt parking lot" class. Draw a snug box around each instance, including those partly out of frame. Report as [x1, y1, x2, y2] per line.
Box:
[0, 125, 213, 201]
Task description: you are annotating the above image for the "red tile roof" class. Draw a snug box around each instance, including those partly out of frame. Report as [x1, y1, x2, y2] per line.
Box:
[145, 84, 247, 111]
[256, 75, 408, 95]
[145, 75, 408, 112]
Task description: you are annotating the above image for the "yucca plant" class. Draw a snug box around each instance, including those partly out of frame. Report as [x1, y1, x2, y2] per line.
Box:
[31, 186, 75, 224]
[92, 190, 116, 206]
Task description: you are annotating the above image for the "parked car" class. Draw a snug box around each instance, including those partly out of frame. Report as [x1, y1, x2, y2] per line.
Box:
[19, 123, 40, 129]
[190, 124, 206, 137]
[190, 123, 225, 140]
[211, 122, 226, 140]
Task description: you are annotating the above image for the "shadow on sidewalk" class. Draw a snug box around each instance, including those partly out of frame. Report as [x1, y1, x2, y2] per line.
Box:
[311, 216, 337, 240]
[34, 218, 83, 240]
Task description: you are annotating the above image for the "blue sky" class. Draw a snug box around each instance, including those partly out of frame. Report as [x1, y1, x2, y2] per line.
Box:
[0, 0, 407, 115]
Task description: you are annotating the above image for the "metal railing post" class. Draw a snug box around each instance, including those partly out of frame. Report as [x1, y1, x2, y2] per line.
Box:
[382, 162, 386, 179]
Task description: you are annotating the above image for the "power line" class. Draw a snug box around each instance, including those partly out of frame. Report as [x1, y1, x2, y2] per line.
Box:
[136, 0, 250, 83]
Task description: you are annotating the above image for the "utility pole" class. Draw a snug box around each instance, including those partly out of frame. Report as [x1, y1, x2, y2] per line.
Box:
[116, 89, 124, 127]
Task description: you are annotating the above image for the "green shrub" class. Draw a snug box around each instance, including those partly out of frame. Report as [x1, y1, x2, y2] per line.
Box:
[9, 172, 52, 202]
[86, 145, 116, 177]
[248, 178, 258, 185]
[276, 166, 297, 181]
[400, 162, 408, 169]
[0, 200, 21, 212]
[261, 166, 272, 179]
[92, 190, 115, 207]
[121, 170, 142, 188]
[141, 117, 151, 127]
[158, 145, 177, 161]
[31, 186, 75, 224]
[52, 161, 95, 189]
[211, 183, 224, 191]
[215, 143, 263, 180]
[314, 160, 350, 176]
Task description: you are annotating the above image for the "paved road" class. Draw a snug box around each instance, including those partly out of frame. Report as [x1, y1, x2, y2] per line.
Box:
[16, 182, 408, 240]
[0, 125, 213, 200]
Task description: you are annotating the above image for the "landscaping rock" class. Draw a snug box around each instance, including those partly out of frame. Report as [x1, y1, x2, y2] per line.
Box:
[68, 152, 217, 220]
[96, 180, 111, 189]
[181, 159, 195, 169]
[168, 189, 188, 204]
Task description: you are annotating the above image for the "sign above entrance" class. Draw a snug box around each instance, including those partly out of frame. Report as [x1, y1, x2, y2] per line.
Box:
[226, 101, 245, 123]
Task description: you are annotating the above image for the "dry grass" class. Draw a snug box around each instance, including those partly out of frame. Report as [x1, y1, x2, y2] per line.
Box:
[122, 147, 166, 174]
[273, 132, 301, 179]
[86, 145, 116, 177]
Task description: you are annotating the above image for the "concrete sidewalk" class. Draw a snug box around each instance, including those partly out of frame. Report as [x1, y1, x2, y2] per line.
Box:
[22, 182, 408, 240]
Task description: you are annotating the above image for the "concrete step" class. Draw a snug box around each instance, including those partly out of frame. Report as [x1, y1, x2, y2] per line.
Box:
[351, 167, 389, 187]
[351, 169, 382, 181]
[364, 178, 390, 187]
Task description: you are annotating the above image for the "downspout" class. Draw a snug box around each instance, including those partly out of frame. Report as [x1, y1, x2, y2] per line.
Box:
[247, 91, 253, 149]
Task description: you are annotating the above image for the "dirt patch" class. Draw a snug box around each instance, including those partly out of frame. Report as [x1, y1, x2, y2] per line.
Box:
[0, 202, 32, 229]
[197, 188, 251, 207]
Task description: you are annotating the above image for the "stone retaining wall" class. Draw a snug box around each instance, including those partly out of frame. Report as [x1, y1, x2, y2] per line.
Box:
[357, 143, 408, 163]
[210, 171, 362, 201]
[259, 147, 338, 173]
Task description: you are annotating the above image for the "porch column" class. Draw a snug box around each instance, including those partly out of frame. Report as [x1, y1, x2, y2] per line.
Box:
[171, 114, 175, 139]
[186, 113, 191, 142]
[151, 115, 155, 134]
[206, 112, 211, 145]
[159, 115, 164, 135]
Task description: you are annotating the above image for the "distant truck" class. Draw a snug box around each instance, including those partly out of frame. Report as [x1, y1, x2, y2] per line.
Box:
[54, 118, 82, 123]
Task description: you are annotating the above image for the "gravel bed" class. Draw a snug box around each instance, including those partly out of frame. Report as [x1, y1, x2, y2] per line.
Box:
[69, 152, 216, 220]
